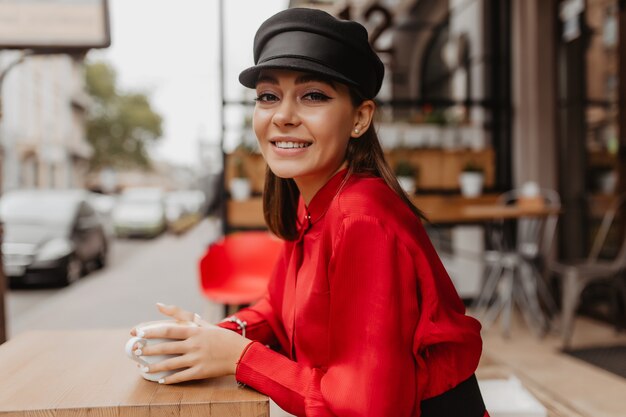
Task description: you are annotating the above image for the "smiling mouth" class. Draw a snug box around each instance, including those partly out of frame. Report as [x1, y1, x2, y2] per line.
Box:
[272, 141, 312, 149]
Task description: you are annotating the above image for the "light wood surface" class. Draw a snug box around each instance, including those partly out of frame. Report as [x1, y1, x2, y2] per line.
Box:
[479, 311, 626, 417]
[226, 194, 560, 229]
[412, 194, 561, 224]
[225, 148, 496, 193]
[477, 355, 586, 417]
[227, 198, 266, 229]
[386, 148, 496, 190]
[0, 330, 269, 416]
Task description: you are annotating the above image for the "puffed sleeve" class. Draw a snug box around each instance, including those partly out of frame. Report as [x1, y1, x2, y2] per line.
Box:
[235, 215, 419, 417]
[217, 295, 280, 347]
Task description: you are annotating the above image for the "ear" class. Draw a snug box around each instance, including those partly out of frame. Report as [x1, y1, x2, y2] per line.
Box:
[351, 100, 376, 138]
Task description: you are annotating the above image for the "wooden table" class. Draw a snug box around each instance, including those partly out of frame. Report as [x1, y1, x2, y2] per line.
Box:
[226, 194, 561, 229]
[0, 330, 269, 416]
[411, 194, 561, 224]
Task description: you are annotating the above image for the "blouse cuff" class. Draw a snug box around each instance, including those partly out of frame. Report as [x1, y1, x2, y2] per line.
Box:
[235, 341, 266, 386]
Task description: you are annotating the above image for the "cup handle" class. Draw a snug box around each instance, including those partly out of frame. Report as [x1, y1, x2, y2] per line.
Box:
[125, 336, 150, 367]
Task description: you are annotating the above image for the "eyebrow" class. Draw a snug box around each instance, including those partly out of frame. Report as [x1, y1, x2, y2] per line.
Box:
[256, 73, 337, 90]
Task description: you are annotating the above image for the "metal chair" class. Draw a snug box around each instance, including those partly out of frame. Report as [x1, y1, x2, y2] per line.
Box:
[198, 231, 283, 317]
[472, 187, 561, 337]
[549, 194, 626, 348]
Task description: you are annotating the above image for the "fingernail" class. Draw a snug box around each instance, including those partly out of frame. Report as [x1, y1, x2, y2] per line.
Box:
[156, 302, 166, 308]
[158, 378, 165, 384]
[137, 329, 145, 338]
[134, 348, 142, 356]
[141, 366, 150, 373]
[194, 313, 202, 323]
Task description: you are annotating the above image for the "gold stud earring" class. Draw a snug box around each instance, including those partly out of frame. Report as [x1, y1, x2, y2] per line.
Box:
[353, 128, 360, 134]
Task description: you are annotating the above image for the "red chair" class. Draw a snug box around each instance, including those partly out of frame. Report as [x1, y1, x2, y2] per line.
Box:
[198, 231, 283, 316]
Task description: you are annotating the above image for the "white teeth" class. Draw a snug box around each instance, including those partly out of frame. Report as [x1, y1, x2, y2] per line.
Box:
[274, 141, 310, 149]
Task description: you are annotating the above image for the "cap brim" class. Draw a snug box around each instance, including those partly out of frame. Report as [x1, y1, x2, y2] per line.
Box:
[239, 57, 358, 89]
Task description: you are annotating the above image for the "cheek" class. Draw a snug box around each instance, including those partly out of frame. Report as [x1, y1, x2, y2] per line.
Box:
[314, 110, 353, 143]
[252, 109, 269, 139]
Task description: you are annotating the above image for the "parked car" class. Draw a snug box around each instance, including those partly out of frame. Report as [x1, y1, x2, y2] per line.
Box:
[87, 192, 117, 240]
[0, 189, 110, 286]
[112, 187, 167, 238]
[164, 190, 206, 225]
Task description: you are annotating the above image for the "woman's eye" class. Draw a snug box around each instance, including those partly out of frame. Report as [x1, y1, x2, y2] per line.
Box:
[254, 93, 279, 103]
[303, 92, 331, 102]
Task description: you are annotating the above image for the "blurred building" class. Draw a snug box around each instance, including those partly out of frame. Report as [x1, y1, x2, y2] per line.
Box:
[85, 161, 201, 193]
[288, 0, 625, 261]
[0, 52, 93, 191]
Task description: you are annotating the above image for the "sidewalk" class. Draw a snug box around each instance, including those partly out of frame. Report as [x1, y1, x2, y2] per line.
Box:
[480, 312, 626, 417]
[8, 218, 224, 337]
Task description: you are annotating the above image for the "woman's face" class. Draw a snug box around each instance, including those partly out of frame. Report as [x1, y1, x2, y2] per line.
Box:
[253, 69, 362, 200]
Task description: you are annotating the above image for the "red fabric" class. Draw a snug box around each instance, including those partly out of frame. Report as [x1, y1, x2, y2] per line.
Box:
[219, 170, 484, 417]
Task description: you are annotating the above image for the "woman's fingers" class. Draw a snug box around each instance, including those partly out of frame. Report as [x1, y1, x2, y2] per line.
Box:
[156, 303, 209, 327]
[138, 340, 188, 356]
[157, 366, 202, 385]
[139, 324, 196, 340]
[144, 355, 190, 375]
[156, 303, 195, 322]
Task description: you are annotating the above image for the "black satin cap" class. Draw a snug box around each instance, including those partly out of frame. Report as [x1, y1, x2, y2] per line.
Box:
[239, 8, 385, 99]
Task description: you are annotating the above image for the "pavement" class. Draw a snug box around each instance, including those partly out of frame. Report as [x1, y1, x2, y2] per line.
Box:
[8, 217, 225, 338]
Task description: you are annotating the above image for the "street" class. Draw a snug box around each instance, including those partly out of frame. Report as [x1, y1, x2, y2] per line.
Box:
[7, 238, 150, 321]
[5, 218, 225, 338]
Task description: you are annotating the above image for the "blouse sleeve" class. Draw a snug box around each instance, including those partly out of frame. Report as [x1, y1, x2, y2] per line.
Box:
[235, 216, 419, 417]
[217, 295, 280, 347]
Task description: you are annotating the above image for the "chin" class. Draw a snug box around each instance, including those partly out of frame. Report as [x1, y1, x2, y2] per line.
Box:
[266, 161, 307, 180]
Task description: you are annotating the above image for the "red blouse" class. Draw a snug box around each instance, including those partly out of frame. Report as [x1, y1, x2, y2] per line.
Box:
[219, 170, 484, 417]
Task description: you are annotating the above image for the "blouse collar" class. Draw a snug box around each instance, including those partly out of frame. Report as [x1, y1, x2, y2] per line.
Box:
[297, 168, 349, 237]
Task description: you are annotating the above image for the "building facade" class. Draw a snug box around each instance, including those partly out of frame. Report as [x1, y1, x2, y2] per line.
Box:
[0, 51, 93, 192]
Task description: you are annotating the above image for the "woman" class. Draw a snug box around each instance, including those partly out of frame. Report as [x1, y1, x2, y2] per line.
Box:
[131, 8, 488, 417]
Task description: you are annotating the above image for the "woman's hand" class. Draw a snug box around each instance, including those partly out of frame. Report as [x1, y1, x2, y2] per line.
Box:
[130, 303, 251, 384]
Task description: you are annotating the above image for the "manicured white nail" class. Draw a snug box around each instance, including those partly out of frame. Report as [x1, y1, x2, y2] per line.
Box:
[137, 329, 145, 338]
[156, 302, 166, 308]
[134, 348, 142, 356]
[158, 378, 165, 384]
[194, 313, 202, 323]
[141, 366, 150, 373]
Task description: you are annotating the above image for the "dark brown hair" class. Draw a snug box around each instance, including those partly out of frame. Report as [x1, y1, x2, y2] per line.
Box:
[262, 85, 424, 241]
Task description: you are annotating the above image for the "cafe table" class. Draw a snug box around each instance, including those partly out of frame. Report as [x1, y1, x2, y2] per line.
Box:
[412, 194, 562, 337]
[0, 329, 269, 416]
[411, 194, 561, 225]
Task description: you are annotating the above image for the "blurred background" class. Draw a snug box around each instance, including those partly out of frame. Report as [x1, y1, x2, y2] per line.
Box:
[0, 0, 625, 416]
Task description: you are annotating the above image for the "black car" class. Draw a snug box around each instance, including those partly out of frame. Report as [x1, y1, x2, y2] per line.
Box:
[1, 189, 110, 286]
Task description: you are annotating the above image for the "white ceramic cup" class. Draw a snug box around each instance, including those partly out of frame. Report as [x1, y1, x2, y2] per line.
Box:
[125, 319, 199, 382]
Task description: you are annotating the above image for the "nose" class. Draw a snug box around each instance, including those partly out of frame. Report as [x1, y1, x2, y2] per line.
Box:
[271, 97, 300, 128]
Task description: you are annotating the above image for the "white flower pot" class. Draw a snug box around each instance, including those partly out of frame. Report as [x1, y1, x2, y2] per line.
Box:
[598, 171, 617, 194]
[230, 178, 252, 201]
[459, 172, 484, 197]
[398, 176, 417, 195]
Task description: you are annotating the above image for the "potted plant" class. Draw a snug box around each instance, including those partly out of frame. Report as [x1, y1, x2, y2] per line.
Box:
[459, 161, 484, 197]
[395, 160, 418, 195]
[229, 156, 252, 201]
